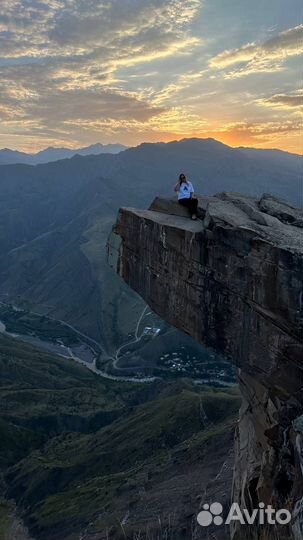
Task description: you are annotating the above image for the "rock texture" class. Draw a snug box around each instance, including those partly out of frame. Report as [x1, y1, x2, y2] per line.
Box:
[107, 193, 303, 539]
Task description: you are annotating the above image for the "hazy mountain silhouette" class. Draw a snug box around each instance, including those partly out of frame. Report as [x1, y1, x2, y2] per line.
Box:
[0, 137, 301, 344]
[0, 142, 127, 165]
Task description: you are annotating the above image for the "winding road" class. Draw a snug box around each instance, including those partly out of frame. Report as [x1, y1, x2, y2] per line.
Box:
[113, 305, 150, 369]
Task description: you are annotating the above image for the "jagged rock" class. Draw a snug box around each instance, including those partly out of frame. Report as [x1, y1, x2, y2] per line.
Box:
[107, 193, 303, 539]
[259, 194, 303, 228]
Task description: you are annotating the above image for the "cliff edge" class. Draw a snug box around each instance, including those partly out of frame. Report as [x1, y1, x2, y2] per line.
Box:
[107, 192, 303, 539]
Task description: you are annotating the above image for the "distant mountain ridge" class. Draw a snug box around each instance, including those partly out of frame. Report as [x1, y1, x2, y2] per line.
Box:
[0, 137, 301, 344]
[1, 138, 302, 166]
[0, 142, 128, 165]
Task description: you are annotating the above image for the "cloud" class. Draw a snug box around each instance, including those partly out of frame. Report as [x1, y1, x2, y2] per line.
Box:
[257, 91, 303, 110]
[0, 1, 301, 154]
[0, 1, 202, 109]
[0, 65, 164, 123]
[49, 0, 201, 47]
[232, 120, 302, 136]
[61, 106, 208, 140]
[210, 24, 303, 77]
[210, 43, 257, 69]
[1, 0, 201, 60]
[0, 0, 202, 147]
[264, 24, 303, 53]
[193, 119, 303, 152]
[0, 1, 61, 57]
[33, 88, 165, 123]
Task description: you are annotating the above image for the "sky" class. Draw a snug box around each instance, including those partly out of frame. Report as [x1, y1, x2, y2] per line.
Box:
[0, 0, 302, 153]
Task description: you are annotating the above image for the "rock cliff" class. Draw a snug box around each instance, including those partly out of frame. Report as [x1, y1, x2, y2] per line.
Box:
[107, 192, 303, 539]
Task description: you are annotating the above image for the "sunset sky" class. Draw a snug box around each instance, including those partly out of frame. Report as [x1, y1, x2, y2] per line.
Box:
[0, 0, 302, 153]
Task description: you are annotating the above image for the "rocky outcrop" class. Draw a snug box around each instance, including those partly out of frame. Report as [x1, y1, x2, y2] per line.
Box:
[107, 192, 303, 539]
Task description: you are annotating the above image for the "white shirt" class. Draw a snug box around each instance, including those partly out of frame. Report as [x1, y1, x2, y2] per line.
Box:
[178, 181, 194, 200]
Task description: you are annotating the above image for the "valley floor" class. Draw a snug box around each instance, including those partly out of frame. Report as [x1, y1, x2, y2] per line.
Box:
[0, 302, 236, 386]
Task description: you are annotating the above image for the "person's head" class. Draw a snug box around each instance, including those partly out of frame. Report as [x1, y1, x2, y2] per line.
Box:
[179, 173, 187, 184]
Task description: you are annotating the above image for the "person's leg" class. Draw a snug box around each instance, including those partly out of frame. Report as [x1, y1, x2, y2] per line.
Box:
[179, 198, 198, 219]
[179, 198, 190, 211]
[188, 198, 198, 219]
[190, 198, 198, 215]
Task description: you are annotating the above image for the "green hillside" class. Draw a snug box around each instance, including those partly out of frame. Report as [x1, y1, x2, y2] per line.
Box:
[0, 334, 240, 540]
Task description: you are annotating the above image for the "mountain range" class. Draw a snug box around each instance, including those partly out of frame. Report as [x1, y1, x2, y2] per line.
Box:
[0, 138, 302, 347]
[0, 142, 127, 165]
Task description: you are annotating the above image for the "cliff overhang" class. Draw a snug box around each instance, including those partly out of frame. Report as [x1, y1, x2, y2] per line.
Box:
[107, 192, 303, 539]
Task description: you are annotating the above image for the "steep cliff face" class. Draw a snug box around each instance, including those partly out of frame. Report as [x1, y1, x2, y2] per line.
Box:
[107, 192, 303, 539]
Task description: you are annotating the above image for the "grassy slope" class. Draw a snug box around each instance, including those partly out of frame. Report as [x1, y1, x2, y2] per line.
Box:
[7, 386, 240, 539]
[0, 333, 240, 540]
[0, 333, 151, 467]
[80, 214, 146, 350]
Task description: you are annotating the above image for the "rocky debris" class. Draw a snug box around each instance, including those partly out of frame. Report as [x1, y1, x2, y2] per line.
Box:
[107, 193, 303, 539]
[258, 194, 303, 228]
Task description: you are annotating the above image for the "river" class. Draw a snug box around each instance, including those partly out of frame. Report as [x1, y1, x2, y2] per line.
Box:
[0, 315, 157, 384]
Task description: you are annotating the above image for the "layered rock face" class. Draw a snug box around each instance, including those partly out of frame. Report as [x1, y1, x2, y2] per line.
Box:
[107, 193, 303, 539]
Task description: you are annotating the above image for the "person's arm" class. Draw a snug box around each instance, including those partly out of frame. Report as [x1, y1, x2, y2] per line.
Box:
[174, 182, 180, 192]
[189, 182, 196, 198]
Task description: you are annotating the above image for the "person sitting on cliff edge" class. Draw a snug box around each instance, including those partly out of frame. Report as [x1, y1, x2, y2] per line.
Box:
[174, 173, 198, 220]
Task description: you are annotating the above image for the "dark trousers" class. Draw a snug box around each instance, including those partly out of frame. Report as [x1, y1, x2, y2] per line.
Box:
[179, 197, 198, 216]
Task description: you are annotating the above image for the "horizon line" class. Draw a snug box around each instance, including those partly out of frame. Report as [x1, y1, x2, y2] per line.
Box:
[1, 137, 303, 158]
